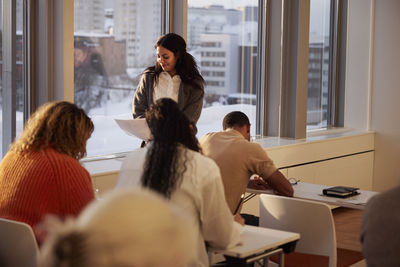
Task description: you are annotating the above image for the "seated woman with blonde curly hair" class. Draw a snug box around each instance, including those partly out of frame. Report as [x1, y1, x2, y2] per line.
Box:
[0, 101, 95, 241]
[39, 189, 195, 267]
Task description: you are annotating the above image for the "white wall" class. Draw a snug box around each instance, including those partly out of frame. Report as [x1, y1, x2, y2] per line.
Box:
[347, 0, 400, 191]
[345, 0, 372, 130]
[370, 0, 400, 191]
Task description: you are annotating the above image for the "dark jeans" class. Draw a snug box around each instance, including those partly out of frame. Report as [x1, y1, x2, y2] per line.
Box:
[241, 213, 259, 226]
[212, 258, 253, 267]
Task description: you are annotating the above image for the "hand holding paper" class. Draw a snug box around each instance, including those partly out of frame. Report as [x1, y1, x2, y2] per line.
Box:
[114, 118, 152, 141]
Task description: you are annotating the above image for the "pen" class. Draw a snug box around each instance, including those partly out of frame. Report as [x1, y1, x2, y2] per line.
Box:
[234, 193, 245, 214]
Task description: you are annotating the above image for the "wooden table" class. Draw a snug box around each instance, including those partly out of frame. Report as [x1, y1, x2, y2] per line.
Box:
[246, 182, 379, 210]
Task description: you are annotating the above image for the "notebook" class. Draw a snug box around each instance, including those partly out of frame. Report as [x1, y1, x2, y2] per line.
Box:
[322, 186, 360, 198]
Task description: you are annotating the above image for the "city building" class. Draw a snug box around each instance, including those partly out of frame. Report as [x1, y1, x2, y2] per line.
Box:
[200, 33, 239, 99]
[113, 0, 161, 68]
[74, 0, 106, 34]
[307, 41, 329, 125]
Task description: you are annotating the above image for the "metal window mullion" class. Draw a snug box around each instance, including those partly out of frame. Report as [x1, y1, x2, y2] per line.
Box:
[280, 0, 310, 139]
[255, 0, 268, 136]
[170, 0, 186, 37]
[36, 0, 53, 106]
[334, 0, 347, 127]
[264, 0, 283, 136]
[280, 0, 297, 139]
[327, 0, 339, 128]
[2, 0, 17, 156]
[23, 0, 32, 123]
[161, 0, 170, 35]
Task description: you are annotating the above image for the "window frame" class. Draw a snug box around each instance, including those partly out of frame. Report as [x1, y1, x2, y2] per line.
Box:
[3, 0, 347, 159]
[255, 0, 268, 136]
[328, 0, 347, 127]
[1, 0, 17, 157]
[266, 0, 347, 139]
[23, 0, 33, 122]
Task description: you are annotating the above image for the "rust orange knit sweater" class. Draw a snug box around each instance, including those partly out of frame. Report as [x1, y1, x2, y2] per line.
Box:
[0, 148, 95, 230]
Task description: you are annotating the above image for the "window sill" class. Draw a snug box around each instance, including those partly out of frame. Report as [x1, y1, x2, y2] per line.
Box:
[82, 128, 375, 176]
[253, 128, 373, 148]
[254, 128, 374, 168]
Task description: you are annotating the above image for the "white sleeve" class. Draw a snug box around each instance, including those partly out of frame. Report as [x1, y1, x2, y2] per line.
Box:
[115, 149, 146, 188]
[199, 164, 243, 249]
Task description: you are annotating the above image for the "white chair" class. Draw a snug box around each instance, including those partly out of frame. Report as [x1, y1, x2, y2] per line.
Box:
[0, 218, 39, 267]
[259, 194, 337, 267]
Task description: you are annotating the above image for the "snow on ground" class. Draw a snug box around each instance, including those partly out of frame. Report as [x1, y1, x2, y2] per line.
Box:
[86, 97, 256, 157]
[0, 100, 256, 157]
[0, 111, 25, 155]
[1, 101, 327, 158]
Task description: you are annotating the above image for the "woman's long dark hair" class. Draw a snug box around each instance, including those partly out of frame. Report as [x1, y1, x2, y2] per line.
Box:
[144, 33, 204, 91]
[141, 98, 200, 198]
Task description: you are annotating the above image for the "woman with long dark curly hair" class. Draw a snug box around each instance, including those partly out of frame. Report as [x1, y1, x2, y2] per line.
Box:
[132, 33, 204, 131]
[118, 98, 243, 267]
[0, 101, 95, 242]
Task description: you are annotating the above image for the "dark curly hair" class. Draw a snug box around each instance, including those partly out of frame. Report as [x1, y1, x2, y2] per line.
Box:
[141, 98, 200, 198]
[144, 33, 204, 91]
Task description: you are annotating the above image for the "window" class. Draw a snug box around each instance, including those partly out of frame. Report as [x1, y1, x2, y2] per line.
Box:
[307, 0, 332, 130]
[188, 1, 259, 137]
[0, 4, 2, 156]
[1, 0, 26, 157]
[73, 0, 162, 157]
[0, 0, 347, 161]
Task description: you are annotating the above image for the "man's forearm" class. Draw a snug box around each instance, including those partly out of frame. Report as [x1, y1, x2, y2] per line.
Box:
[264, 170, 294, 197]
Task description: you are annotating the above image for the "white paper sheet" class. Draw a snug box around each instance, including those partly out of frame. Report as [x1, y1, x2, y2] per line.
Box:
[114, 118, 152, 141]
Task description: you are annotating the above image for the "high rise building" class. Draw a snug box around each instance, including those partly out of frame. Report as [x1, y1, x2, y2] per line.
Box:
[307, 40, 329, 125]
[200, 34, 239, 97]
[188, 5, 258, 104]
[75, 0, 106, 34]
[113, 0, 161, 68]
[188, 5, 240, 48]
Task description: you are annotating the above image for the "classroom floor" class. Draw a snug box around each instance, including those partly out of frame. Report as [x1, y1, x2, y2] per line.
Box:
[334, 207, 365, 267]
[333, 207, 364, 252]
[271, 207, 365, 267]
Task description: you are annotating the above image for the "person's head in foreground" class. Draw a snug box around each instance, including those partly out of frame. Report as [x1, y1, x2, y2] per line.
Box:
[39, 189, 195, 267]
[11, 101, 93, 160]
[361, 185, 400, 267]
[142, 98, 199, 198]
[223, 111, 251, 141]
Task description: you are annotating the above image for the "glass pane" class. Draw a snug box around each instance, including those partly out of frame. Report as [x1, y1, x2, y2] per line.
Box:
[307, 0, 331, 130]
[188, 1, 258, 138]
[0, 3, 2, 155]
[74, 0, 162, 157]
[0, 1, 25, 157]
[16, 0, 24, 143]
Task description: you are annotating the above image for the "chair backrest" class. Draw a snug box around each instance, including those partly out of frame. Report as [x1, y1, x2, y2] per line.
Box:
[259, 194, 337, 267]
[0, 218, 39, 267]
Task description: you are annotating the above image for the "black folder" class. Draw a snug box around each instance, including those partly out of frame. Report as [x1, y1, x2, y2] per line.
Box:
[322, 186, 360, 198]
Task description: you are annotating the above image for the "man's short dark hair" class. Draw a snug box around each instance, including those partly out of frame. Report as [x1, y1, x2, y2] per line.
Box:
[223, 111, 250, 130]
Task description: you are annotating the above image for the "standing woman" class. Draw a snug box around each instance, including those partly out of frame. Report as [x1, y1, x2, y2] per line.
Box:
[0, 101, 95, 241]
[132, 33, 204, 130]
